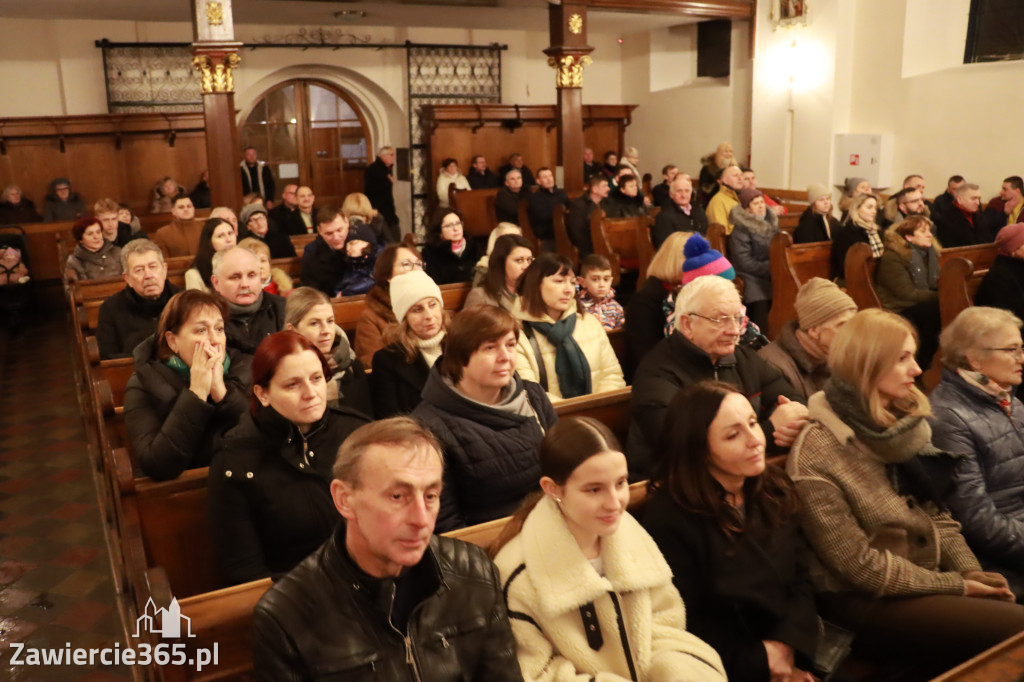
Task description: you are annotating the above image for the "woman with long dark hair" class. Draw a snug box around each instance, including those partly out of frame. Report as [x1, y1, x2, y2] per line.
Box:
[512, 252, 625, 401]
[491, 416, 727, 682]
[642, 381, 820, 682]
[464, 233, 534, 310]
[185, 218, 236, 291]
[208, 331, 369, 586]
[422, 209, 480, 285]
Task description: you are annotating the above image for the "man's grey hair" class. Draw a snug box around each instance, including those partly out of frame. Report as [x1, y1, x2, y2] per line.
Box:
[119, 239, 164, 271]
[212, 245, 258, 278]
[377, 145, 394, 157]
[210, 206, 237, 221]
[956, 182, 980, 198]
[674, 275, 741, 332]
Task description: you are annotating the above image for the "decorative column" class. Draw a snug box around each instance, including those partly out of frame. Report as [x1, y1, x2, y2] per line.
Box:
[544, 3, 593, 195]
[191, 0, 242, 210]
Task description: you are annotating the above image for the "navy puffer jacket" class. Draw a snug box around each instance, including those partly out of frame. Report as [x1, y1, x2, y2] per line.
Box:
[931, 368, 1024, 563]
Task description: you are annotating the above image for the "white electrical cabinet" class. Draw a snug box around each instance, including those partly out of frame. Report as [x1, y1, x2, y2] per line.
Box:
[832, 134, 894, 191]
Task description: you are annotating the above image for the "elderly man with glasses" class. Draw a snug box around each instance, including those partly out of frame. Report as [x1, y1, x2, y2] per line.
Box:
[626, 274, 807, 477]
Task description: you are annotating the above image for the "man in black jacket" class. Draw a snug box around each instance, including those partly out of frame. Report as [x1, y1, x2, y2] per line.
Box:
[252, 417, 523, 682]
[626, 275, 806, 477]
[97, 239, 179, 359]
[467, 154, 500, 190]
[566, 175, 610, 259]
[934, 182, 1000, 248]
[651, 164, 678, 210]
[495, 169, 528, 224]
[651, 175, 707, 248]
[211, 246, 286, 354]
[364, 146, 400, 242]
[300, 206, 349, 296]
[527, 167, 569, 251]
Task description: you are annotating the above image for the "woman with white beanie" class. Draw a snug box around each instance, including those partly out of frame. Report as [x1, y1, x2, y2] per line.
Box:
[370, 270, 449, 418]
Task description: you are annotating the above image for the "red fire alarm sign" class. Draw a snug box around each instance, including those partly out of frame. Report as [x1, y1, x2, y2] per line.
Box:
[849, 154, 860, 166]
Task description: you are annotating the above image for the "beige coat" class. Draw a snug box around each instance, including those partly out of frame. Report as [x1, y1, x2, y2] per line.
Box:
[788, 391, 981, 597]
[494, 496, 727, 682]
[512, 303, 625, 402]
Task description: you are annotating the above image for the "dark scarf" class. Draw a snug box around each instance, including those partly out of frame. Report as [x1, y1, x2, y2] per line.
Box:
[526, 315, 592, 398]
[823, 378, 961, 508]
[908, 244, 939, 291]
[126, 284, 174, 317]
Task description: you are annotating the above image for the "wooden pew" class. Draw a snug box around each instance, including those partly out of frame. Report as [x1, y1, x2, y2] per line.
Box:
[779, 213, 800, 234]
[767, 233, 831, 339]
[589, 209, 647, 286]
[553, 386, 631, 446]
[553, 205, 579, 270]
[931, 629, 1024, 681]
[707, 222, 728, 257]
[844, 242, 882, 310]
[516, 200, 541, 253]
[95, 358, 135, 410]
[450, 187, 500, 238]
[636, 219, 655, 284]
[290, 233, 316, 252]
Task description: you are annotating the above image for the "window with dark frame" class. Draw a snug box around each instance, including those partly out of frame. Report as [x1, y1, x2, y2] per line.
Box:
[965, 0, 1024, 64]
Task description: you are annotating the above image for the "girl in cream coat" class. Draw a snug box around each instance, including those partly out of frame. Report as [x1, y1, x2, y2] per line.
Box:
[491, 417, 726, 682]
[512, 253, 625, 402]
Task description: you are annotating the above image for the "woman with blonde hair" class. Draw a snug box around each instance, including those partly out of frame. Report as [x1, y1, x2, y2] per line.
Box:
[787, 308, 1024, 675]
[370, 270, 449, 418]
[151, 176, 184, 214]
[492, 416, 727, 682]
[284, 286, 369, 414]
[341, 192, 386, 244]
[624, 230, 691, 373]
[830, 192, 881, 283]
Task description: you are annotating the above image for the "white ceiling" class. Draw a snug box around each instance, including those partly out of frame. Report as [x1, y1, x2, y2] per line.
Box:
[0, 0, 700, 34]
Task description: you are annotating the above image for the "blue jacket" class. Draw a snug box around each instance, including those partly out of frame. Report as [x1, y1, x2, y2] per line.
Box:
[931, 369, 1024, 564]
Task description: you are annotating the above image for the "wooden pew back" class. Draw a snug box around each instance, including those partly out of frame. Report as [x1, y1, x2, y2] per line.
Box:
[767, 233, 832, 339]
[589, 209, 646, 285]
[450, 188, 500, 238]
[553, 205, 579, 270]
[553, 386, 631, 446]
[844, 242, 882, 310]
[707, 222, 728, 257]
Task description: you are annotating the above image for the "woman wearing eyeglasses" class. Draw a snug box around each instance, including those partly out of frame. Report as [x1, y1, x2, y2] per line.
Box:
[931, 306, 1024, 601]
[423, 209, 481, 285]
[626, 274, 804, 478]
[370, 271, 450, 418]
[353, 243, 425, 367]
[464, 234, 534, 311]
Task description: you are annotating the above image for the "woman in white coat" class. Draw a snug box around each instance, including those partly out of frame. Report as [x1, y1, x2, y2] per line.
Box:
[491, 416, 726, 682]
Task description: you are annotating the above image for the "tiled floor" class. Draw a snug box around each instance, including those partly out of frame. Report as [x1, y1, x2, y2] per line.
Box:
[0, 308, 131, 681]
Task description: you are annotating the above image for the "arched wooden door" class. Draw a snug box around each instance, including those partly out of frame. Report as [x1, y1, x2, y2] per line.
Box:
[240, 80, 371, 207]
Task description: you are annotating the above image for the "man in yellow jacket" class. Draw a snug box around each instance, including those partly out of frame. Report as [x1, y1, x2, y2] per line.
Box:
[706, 164, 745, 235]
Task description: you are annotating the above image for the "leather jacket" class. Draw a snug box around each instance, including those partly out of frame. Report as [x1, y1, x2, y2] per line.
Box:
[252, 523, 524, 681]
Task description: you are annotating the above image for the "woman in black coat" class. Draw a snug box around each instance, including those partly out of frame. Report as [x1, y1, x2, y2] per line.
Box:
[641, 381, 822, 682]
[412, 305, 557, 533]
[793, 183, 839, 244]
[370, 270, 448, 418]
[208, 331, 369, 586]
[124, 290, 251, 481]
[422, 209, 480, 285]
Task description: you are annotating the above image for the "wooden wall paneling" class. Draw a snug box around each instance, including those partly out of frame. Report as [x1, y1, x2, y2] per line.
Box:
[0, 140, 69, 208]
[66, 138, 121, 212]
[583, 121, 624, 161]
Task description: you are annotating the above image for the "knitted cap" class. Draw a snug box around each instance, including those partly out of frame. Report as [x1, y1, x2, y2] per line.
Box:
[794, 277, 857, 330]
[239, 203, 267, 228]
[844, 177, 868, 196]
[738, 187, 763, 209]
[390, 270, 443, 322]
[995, 222, 1024, 256]
[807, 183, 831, 204]
[347, 221, 376, 245]
[681, 234, 735, 284]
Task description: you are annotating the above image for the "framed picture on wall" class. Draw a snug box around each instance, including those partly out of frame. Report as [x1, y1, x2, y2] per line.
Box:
[771, 0, 809, 28]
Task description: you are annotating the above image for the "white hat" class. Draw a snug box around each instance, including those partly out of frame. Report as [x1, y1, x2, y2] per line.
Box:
[390, 270, 443, 322]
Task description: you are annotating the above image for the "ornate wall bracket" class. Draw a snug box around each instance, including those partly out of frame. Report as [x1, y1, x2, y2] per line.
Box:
[191, 51, 241, 94]
[547, 54, 593, 89]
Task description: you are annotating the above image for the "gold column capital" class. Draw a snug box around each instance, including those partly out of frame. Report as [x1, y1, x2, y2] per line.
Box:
[192, 51, 241, 94]
[547, 54, 593, 89]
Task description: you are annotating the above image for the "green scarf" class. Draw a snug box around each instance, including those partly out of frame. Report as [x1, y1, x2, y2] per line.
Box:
[527, 315, 591, 399]
[166, 353, 232, 383]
